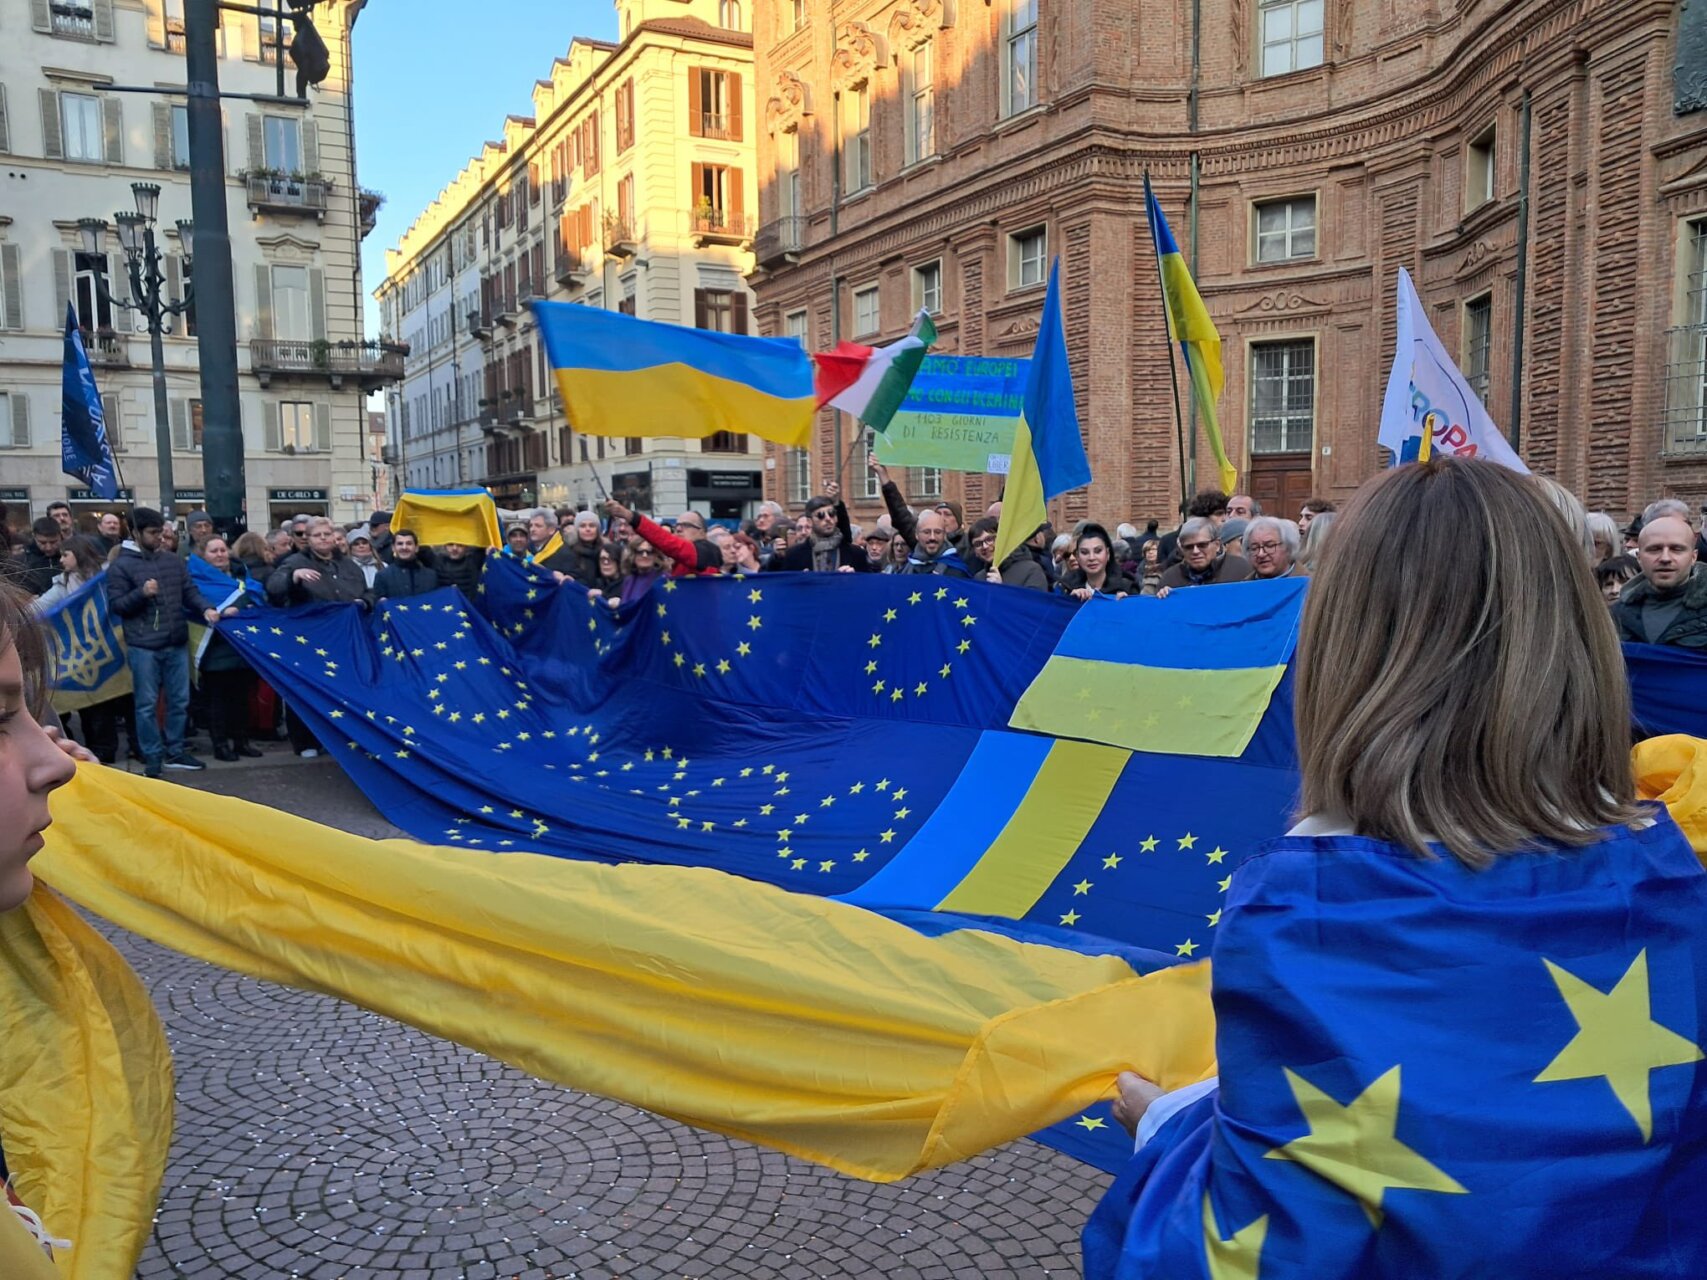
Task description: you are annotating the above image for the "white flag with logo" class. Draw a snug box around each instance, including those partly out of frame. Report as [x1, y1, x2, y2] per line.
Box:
[1378, 267, 1529, 473]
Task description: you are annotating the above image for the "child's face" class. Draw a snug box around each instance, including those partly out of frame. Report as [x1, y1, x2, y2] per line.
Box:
[0, 638, 78, 912]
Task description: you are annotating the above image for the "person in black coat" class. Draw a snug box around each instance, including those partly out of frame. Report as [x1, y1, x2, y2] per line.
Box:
[373, 531, 441, 600]
[765, 484, 876, 573]
[266, 518, 376, 609]
[17, 519, 61, 596]
[434, 542, 484, 597]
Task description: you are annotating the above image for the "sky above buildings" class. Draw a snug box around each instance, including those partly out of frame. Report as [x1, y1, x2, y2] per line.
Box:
[352, 0, 618, 335]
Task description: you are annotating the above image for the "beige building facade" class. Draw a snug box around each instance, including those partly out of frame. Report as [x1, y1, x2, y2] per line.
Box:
[752, 0, 1707, 527]
[377, 0, 768, 522]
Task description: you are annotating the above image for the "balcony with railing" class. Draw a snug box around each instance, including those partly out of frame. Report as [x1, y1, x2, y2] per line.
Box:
[604, 214, 638, 259]
[50, 3, 95, 38]
[250, 338, 409, 391]
[358, 188, 385, 240]
[1662, 324, 1707, 457]
[698, 111, 738, 141]
[246, 174, 332, 219]
[83, 329, 129, 367]
[754, 216, 806, 268]
[555, 245, 592, 288]
[689, 206, 753, 247]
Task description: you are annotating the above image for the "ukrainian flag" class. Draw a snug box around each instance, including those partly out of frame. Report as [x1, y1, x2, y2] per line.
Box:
[1144, 174, 1236, 496]
[534, 301, 816, 447]
[393, 488, 503, 550]
[991, 260, 1093, 569]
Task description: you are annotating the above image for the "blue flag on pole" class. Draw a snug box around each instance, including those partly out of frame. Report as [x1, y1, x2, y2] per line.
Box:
[61, 303, 119, 499]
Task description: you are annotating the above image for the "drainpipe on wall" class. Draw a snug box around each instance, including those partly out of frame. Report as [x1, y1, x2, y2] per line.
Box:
[1510, 88, 1532, 456]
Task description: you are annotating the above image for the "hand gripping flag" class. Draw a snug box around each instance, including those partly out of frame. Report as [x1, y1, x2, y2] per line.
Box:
[1378, 267, 1528, 472]
[991, 260, 1093, 569]
[61, 304, 119, 499]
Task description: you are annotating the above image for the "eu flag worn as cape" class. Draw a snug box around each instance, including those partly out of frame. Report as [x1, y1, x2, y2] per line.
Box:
[61, 303, 119, 499]
[1083, 817, 1707, 1280]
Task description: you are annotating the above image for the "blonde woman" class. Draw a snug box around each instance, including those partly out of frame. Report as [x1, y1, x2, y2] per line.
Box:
[1088, 458, 1707, 1279]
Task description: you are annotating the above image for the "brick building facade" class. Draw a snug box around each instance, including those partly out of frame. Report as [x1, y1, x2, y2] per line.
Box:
[751, 0, 1707, 527]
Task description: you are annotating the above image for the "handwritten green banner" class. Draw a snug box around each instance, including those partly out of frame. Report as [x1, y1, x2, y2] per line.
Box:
[872, 356, 1028, 473]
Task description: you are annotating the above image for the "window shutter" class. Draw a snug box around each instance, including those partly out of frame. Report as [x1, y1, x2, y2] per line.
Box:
[107, 251, 134, 315]
[733, 292, 749, 335]
[691, 161, 704, 211]
[170, 399, 189, 451]
[102, 97, 124, 165]
[254, 264, 273, 338]
[729, 166, 744, 221]
[314, 403, 331, 452]
[688, 68, 703, 137]
[30, 0, 50, 32]
[53, 249, 72, 322]
[40, 89, 62, 159]
[308, 268, 326, 340]
[729, 72, 743, 141]
[246, 113, 264, 170]
[693, 288, 709, 329]
[165, 254, 183, 313]
[101, 393, 119, 450]
[302, 120, 319, 174]
[0, 244, 21, 330]
[144, 0, 166, 47]
[9, 393, 29, 447]
[0, 86, 10, 154]
[153, 101, 172, 170]
[264, 403, 281, 451]
[94, 0, 116, 40]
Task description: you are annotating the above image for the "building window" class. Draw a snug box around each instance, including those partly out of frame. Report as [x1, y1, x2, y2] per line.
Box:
[263, 115, 303, 173]
[616, 78, 636, 153]
[717, 0, 745, 29]
[0, 393, 25, 448]
[170, 104, 191, 170]
[279, 401, 315, 451]
[842, 84, 872, 194]
[705, 431, 748, 452]
[1463, 295, 1492, 406]
[913, 466, 943, 497]
[1007, 0, 1038, 115]
[51, 1, 96, 38]
[258, 11, 282, 63]
[691, 163, 741, 233]
[1249, 339, 1315, 454]
[1665, 220, 1707, 449]
[272, 265, 311, 340]
[61, 92, 104, 163]
[696, 288, 748, 334]
[905, 42, 936, 165]
[777, 129, 801, 221]
[1254, 195, 1317, 263]
[1467, 127, 1496, 211]
[1009, 227, 1047, 291]
[789, 0, 805, 33]
[912, 261, 942, 315]
[860, 428, 881, 499]
[853, 285, 880, 337]
[787, 445, 813, 504]
[693, 69, 740, 140]
[1258, 0, 1324, 77]
[73, 251, 114, 332]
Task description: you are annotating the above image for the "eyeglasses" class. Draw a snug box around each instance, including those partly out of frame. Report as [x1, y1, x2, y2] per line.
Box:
[632, 548, 657, 556]
[678, 521, 705, 532]
[1180, 540, 1216, 552]
[1246, 541, 1283, 554]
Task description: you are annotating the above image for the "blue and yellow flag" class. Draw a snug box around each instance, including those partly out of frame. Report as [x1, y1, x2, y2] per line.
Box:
[392, 487, 503, 550]
[1145, 174, 1236, 496]
[991, 260, 1093, 569]
[39, 574, 131, 712]
[534, 301, 816, 447]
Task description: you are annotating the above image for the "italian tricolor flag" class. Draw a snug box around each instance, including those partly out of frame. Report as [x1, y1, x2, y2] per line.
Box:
[812, 310, 938, 431]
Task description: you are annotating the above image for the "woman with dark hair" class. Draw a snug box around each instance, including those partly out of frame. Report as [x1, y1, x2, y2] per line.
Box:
[616, 537, 664, 608]
[27, 536, 105, 614]
[969, 518, 1049, 590]
[1055, 524, 1136, 602]
[1085, 458, 1707, 1280]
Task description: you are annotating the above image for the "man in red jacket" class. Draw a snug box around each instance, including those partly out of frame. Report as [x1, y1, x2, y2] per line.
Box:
[602, 499, 721, 576]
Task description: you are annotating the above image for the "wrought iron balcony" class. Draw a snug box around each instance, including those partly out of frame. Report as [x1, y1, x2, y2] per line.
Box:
[688, 207, 753, 247]
[358, 188, 385, 240]
[250, 338, 409, 391]
[555, 247, 592, 288]
[604, 216, 638, 259]
[83, 329, 129, 368]
[245, 175, 331, 219]
[754, 216, 805, 267]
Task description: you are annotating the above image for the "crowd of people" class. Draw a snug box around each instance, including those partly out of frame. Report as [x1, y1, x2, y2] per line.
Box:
[3, 460, 1706, 780]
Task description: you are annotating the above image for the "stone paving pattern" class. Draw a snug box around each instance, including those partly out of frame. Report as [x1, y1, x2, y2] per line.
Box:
[107, 752, 1108, 1278]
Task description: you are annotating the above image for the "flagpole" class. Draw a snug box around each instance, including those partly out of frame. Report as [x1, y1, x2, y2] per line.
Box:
[1143, 169, 1191, 511]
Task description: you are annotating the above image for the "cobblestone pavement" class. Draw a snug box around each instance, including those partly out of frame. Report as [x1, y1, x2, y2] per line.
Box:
[110, 748, 1109, 1278]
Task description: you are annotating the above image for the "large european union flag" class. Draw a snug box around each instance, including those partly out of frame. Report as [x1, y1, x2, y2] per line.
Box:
[223, 558, 1306, 1170]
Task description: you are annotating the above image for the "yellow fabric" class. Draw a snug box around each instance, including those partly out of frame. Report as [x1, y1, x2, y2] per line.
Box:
[937, 740, 1130, 916]
[1010, 656, 1289, 758]
[0, 1206, 62, 1280]
[32, 766, 1218, 1185]
[1634, 734, 1707, 861]
[554, 367, 815, 448]
[1159, 253, 1236, 495]
[531, 531, 565, 564]
[0, 882, 173, 1280]
[392, 490, 504, 550]
[992, 415, 1046, 573]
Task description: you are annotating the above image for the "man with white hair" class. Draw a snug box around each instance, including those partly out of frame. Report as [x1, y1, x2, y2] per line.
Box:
[1243, 515, 1301, 579]
[1157, 516, 1253, 591]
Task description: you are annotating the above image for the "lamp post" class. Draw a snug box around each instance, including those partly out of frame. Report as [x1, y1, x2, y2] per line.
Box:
[80, 181, 194, 522]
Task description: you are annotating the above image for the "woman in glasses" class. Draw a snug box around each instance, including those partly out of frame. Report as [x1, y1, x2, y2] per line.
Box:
[616, 537, 665, 607]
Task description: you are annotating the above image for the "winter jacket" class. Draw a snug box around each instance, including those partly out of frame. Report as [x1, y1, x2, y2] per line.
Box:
[29, 571, 92, 614]
[373, 559, 441, 600]
[266, 549, 376, 609]
[540, 536, 604, 585]
[633, 514, 721, 576]
[993, 548, 1050, 591]
[1056, 564, 1140, 599]
[1615, 565, 1707, 651]
[18, 544, 57, 596]
[434, 550, 484, 596]
[198, 560, 257, 674]
[1157, 554, 1256, 590]
[106, 542, 215, 650]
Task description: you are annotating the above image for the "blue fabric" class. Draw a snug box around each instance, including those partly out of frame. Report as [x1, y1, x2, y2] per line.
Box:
[1084, 816, 1707, 1280]
[187, 554, 265, 609]
[129, 644, 189, 763]
[1625, 641, 1707, 739]
[60, 302, 119, 499]
[39, 574, 128, 700]
[1052, 578, 1307, 670]
[1022, 260, 1093, 497]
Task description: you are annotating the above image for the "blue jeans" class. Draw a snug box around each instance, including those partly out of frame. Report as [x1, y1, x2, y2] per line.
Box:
[128, 645, 190, 764]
